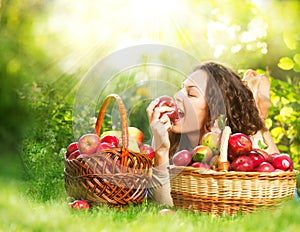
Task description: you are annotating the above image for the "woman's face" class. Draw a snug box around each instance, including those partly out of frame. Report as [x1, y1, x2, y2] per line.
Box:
[172, 69, 209, 135]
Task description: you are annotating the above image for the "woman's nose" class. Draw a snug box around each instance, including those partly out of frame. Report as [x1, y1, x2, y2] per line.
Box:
[174, 90, 185, 102]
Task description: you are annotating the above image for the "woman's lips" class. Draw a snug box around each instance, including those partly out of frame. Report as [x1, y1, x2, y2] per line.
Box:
[178, 109, 184, 119]
[173, 108, 184, 124]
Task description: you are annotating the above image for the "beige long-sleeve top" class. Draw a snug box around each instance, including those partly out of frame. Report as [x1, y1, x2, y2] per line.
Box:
[148, 167, 173, 206]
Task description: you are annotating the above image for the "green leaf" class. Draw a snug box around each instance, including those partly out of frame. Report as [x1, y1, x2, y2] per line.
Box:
[265, 118, 272, 129]
[280, 106, 294, 120]
[294, 53, 300, 64]
[271, 127, 285, 143]
[277, 145, 289, 152]
[293, 63, 300, 72]
[217, 114, 226, 130]
[278, 57, 294, 70]
[283, 31, 298, 50]
[258, 139, 268, 149]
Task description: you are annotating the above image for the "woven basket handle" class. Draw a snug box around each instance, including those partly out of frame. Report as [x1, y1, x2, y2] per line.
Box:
[218, 126, 231, 171]
[94, 94, 129, 149]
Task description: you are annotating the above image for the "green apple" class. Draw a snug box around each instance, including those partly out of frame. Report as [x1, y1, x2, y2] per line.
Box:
[192, 145, 213, 163]
[128, 127, 144, 145]
[201, 131, 221, 155]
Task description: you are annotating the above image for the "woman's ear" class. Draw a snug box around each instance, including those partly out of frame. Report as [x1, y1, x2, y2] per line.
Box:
[242, 70, 272, 120]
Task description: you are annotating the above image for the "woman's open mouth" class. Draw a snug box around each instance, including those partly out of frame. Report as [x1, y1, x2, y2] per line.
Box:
[173, 108, 184, 124]
[178, 108, 184, 119]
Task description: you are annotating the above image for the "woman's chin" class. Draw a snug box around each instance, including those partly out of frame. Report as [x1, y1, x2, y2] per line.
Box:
[171, 118, 184, 132]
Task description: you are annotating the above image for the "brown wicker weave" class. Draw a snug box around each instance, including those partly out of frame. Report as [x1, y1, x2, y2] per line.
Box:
[64, 94, 152, 205]
[169, 127, 298, 215]
[170, 167, 298, 215]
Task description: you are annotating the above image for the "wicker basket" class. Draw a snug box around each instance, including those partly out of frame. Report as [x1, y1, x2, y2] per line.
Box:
[169, 127, 298, 215]
[64, 94, 152, 205]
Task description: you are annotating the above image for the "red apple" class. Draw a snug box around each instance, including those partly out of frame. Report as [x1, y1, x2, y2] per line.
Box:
[158, 209, 176, 215]
[201, 131, 221, 155]
[228, 133, 252, 162]
[68, 149, 81, 160]
[128, 127, 144, 145]
[139, 143, 155, 160]
[78, 133, 100, 154]
[248, 150, 265, 168]
[69, 200, 90, 210]
[191, 162, 210, 169]
[192, 145, 213, 163]
[155, 95, 179, 123]
[172, 150, 192, 166]
[267, 153, 290, 162]
[252, 148, 269, 160]
[254, 161, 275, 172]
[100, 134, 119, 148]
[66, 142, 79, 155]
[270, 153, 293, 171]
[96, 142, 115, 153]
[267, 152, 279, 163]
[231, 155, 254, 172]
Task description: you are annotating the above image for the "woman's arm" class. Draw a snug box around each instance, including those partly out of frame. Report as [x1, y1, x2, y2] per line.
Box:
[146, 99, 174, 206]
[147, 166, 173, 206]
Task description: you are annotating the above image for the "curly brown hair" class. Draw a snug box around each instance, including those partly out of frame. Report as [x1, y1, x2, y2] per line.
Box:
[197, 61, 266, 135]
[169, 61, 266, 158]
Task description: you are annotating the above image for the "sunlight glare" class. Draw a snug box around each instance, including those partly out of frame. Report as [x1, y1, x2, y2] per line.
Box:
[115, 0, 184, 48]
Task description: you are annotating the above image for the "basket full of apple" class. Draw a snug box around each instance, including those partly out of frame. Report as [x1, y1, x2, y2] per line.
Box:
[64, 94, 153, 207]
[169, 115, 298, 215]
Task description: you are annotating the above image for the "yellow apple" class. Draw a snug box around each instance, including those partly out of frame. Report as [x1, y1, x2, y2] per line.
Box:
[128, 127, 144, 145]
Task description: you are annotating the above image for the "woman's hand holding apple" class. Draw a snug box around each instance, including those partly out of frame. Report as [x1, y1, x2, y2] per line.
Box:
[146, 97, 175, 169]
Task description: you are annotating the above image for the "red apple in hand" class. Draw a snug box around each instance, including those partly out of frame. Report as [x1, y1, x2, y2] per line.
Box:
[228, 133, 252, 162]
[139, 143, 155, 160]
[248, 150, 265, 168]
[100, 134, 119, 147]
[78, 133, 100, 154]
[254, 161, 275, 172]
[69, 200, 90, 210]
[231, 155, 254, 172]
[172, 150, 192, 166]
[201, 132, 221, 155]
[192, 145, 213, 163]
[155, 95, 179, 123]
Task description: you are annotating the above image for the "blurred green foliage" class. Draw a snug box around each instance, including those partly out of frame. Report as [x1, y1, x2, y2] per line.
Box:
[268, 75, 300, 168]
[0, 0, 299, 201]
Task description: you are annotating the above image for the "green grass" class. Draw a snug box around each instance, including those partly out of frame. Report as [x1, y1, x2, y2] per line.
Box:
[1, 154, 300, 232]
[1, 175, 300, 232]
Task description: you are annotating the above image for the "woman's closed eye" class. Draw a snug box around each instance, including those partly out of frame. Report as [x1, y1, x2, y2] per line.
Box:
[187, 92, 196, 97]
[187, 87, 200, 98]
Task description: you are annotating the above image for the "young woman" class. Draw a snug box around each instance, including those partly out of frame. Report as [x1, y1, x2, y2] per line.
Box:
[146, 61, 279, 206]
